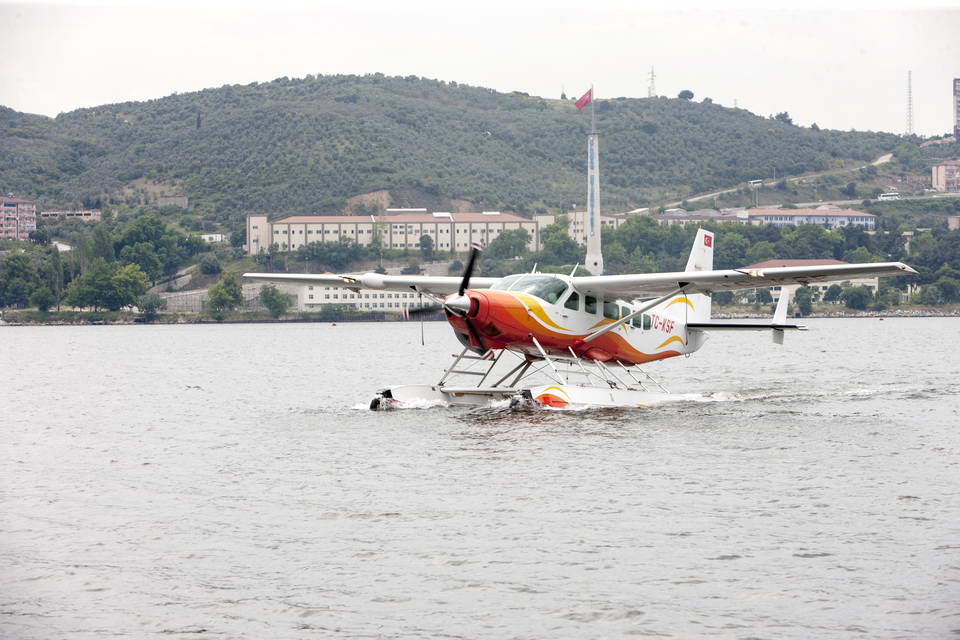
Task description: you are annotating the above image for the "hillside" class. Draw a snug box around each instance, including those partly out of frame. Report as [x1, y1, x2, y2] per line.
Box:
[1, 74, 904, 223]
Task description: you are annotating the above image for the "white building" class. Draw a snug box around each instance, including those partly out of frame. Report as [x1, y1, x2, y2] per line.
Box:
[246, 211, 540, 255]
[532, 210, 627, 243]
[727, 207, 876, 230]
[200, 233, 226, 244]
[299, 284, 427, 313]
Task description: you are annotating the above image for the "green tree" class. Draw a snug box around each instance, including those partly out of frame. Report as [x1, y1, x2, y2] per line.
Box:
[873, 286, 901, 310]
[62, 259, 148, 311]
[713, 291, 734, 305]
[199, 253, 222, 275]
[845, 246, 878, 264]
[823, 283, 843, 302]
[537, 217, 582, 266]
[29, 286, 56, 312]
[745, 241, 777, 265]
[206, 272, 244, 320]
[757, 288, 773, 303]
[918, 284, 942, 306]
[400, 262, 422, 274]
[119, 242, 162, 282]
[109, 264, 150, 310]
[715, 233, 749, 269]
[935, 276, 960, 302]
[138, 293, 167, 321]
[842, 286, 873, 310]
[485, 229, 531, 260]
[0, 253, 39, 307]
[418, 234, 434, 260]
[92, 226, 115, 261]
[259, 285, 291, 318]
[774, 112, 793, 125]
[794, 286, 813, 316]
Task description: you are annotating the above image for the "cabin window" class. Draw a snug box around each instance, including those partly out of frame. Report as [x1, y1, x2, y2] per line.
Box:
[603, 301, 619, 320]
[564, 291, 580, 311]
[630, 314, 642, 329]
[499, 275, 568, 304]
[643, 314, 651, 330]
[489, 275, 522, 291]
[584, 295, 598, 314]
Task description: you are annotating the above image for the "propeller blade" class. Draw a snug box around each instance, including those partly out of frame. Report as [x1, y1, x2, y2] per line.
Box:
[459, 245, 482, 296]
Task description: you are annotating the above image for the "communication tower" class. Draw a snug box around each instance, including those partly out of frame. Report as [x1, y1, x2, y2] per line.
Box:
[906, 70, 914, 136]
[954, 78, 960, 140]
[647, 67, 656, 98]
[585, 89, 603, 275]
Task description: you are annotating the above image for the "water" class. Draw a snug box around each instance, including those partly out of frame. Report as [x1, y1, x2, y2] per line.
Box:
[1, 318, 958, 639]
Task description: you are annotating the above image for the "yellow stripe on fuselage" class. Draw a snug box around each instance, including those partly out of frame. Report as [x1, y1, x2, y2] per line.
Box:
[665, 296, 695, 310]
[655, 335, 685, 350]
[511, 292, 569, 332]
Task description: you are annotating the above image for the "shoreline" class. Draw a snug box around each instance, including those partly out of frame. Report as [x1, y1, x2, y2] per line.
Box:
[2, 308, 957, 326]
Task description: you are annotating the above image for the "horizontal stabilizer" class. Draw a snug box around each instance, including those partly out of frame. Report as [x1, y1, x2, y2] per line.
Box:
[687, 322, 807, 331]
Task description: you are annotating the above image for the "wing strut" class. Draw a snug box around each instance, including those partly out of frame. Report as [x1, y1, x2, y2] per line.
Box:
[580, 287, 685, 344]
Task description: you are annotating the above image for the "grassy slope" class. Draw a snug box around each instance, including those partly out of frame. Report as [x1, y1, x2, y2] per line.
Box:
[1, 75, 905, 220]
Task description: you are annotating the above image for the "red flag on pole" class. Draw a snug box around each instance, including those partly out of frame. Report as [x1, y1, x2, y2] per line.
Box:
[575, 88, 593, 111]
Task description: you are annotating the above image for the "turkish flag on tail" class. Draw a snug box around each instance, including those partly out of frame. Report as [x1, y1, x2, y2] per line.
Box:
[575, 88, 593, 111]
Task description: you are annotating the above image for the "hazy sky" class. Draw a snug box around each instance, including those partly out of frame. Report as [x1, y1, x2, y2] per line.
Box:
[1, 1, 958, 136]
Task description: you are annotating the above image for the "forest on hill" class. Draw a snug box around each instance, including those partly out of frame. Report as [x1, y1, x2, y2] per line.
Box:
[1, 74, 904, 225]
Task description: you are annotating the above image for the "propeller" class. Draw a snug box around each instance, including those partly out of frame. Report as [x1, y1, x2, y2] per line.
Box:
[408, 245, 486, 352]
[407, 245, 483, 319]
[459, 244, 481, 296]
[457, 245, 485, 352]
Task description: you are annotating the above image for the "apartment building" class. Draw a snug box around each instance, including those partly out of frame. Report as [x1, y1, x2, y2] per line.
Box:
[0, 197, 37, 241]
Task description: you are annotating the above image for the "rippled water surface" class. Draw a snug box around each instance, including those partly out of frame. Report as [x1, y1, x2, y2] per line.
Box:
[2, 318, 959, 639]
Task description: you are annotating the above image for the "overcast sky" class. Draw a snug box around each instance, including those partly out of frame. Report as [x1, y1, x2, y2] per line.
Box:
[1, 1, 958, 136]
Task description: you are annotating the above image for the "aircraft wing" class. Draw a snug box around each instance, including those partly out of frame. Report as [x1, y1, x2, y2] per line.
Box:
[571, 261, 917, 298]
[242, 272, 499, 296]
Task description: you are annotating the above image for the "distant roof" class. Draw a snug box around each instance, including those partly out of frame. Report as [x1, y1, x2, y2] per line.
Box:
[742, 259, 847, 269]
[744, 208, 874, 218]
[933, 159, 960, 166]
[273, 212, 532, 224]
[1, 197, 36, 205]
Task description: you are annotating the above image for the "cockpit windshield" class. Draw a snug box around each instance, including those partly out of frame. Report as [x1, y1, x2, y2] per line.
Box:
[489, 274, 570, 304]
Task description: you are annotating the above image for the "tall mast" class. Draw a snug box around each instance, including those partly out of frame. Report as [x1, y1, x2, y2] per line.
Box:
[585, 85, 604, 275]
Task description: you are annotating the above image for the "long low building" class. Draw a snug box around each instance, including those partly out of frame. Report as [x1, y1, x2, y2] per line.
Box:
[38, 209, 102, 223]
[727, 207, 876, 230]
[246, 210, 540, 255]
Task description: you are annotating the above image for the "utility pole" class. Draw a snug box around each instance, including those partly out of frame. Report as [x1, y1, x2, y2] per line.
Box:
[647, 67, 656, 98]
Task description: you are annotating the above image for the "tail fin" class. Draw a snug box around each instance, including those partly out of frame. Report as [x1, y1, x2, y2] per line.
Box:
[684, 229, 714, 322]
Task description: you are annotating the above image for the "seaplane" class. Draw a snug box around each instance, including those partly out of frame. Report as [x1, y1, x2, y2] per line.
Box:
[244, 97, 917, 409]
[244, 229, 915, 410]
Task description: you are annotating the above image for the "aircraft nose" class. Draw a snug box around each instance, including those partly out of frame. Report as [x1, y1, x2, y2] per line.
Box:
[444, 294, 472, 316]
